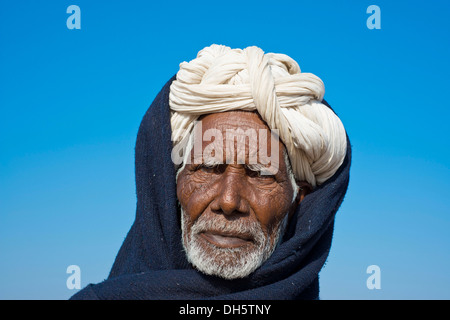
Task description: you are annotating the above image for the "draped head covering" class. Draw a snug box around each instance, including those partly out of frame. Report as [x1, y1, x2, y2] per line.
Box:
[70, 45, 351, 300]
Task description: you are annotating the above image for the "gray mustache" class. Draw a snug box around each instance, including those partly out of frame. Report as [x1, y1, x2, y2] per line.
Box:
[191, 215, 266, 246]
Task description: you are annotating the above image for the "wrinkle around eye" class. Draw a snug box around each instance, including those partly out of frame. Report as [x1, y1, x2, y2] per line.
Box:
[244, 166, 280, 185]
[247, 177, 280, 191]
[247, 171, 277, 181]
[199, 163, 226, 174]
[183, 164, 223, 184]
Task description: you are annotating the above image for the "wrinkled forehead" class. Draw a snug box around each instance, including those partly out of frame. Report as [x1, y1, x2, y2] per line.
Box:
[200, 110, 267, 131]
[189, 111, 286, 170]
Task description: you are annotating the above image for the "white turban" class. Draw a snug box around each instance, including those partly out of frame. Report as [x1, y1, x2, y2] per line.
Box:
[169, 44, 347, 187]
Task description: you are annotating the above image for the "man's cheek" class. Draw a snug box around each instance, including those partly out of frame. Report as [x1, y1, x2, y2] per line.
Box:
[186, 178, 214, 203]
[253, 196, 292, 228]
[267, 185, 294, 212]
[178, 173, 206, 203]
[184, 182, 216, 220]
[250, 187, 290, 210]
[179, 181, 198, 203]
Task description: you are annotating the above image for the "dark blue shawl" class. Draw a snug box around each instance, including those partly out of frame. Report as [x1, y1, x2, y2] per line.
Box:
[70, 75, 351, 300]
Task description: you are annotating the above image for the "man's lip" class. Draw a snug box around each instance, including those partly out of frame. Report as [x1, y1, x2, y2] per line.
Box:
[199, 231, 253, 248]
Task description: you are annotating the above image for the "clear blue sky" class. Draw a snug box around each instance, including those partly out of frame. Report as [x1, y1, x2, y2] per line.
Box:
[1, 0, 449, 299]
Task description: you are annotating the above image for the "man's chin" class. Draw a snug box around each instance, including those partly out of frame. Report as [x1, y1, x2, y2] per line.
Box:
[186, 234, 265, 280]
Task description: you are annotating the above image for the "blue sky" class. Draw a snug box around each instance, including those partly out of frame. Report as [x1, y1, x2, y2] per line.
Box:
[1, 0, 449, 299]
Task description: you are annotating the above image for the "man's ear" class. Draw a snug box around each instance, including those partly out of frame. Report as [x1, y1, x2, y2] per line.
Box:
[296, 181, 312, 204]
[288, 181, 313, 220]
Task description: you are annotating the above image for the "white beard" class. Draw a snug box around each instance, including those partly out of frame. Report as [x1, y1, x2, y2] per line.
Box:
[181, 208, 289, 280]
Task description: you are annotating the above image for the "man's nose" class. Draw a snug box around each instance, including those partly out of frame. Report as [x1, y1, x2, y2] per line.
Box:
[211, 170, 249, 216]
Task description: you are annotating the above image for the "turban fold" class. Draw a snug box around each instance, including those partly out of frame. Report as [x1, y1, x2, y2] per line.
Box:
[169, 44, 347, 187]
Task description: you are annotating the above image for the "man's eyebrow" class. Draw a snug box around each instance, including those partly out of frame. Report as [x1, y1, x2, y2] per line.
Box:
[245, 163, 278, 175]
[201, 157, 223, 166]
[200, 157, 279, 175]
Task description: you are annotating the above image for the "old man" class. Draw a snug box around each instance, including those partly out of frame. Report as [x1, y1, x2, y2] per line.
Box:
[71, 45, 351, 300]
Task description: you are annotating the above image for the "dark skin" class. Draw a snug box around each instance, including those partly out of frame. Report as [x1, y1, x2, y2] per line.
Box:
[177, 111, 311, 250]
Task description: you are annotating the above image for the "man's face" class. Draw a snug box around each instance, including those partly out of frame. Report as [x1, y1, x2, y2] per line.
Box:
[176, 111, 305, 279]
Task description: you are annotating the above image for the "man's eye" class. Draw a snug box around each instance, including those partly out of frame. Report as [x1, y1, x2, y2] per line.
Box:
[200, 164, 215, 173]
[245, 167, 275, 180]
[197, 164, 223, 174]
[246, 168, 260, 178]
